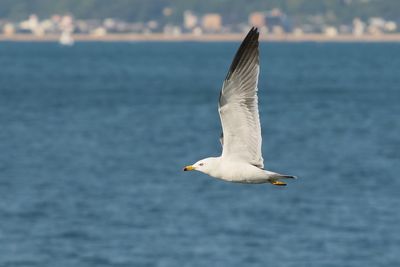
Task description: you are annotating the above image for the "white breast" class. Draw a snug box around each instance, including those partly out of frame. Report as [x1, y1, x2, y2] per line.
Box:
[212, 158, 269, 183]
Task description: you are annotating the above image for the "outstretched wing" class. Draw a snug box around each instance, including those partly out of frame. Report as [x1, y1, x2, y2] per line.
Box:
[218, 27, 263, 168]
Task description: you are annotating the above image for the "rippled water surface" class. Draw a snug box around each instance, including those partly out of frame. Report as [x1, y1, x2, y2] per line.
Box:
[0, 41, 399, 267]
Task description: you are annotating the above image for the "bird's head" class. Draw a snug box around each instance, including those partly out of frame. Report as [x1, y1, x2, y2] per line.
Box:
[183, 157, 218, 175]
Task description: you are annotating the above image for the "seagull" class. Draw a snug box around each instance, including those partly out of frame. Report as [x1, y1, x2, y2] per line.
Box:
[183, 27, 296, 186]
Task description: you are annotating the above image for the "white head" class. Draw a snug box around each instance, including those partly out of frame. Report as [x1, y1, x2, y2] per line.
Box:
[183, 157, 219, 176]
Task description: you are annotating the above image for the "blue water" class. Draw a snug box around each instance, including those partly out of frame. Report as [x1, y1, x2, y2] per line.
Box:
[0, 41, 399, 267]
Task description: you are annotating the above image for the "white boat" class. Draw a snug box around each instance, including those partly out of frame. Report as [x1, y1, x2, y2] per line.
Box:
[59, 30, 74, 46]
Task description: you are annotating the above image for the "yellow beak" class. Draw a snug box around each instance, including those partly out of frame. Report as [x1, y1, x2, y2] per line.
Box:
[183, 165, 195, 171]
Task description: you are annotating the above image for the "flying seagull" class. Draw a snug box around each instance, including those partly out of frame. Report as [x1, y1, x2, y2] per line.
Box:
[183, 27, 296, 186]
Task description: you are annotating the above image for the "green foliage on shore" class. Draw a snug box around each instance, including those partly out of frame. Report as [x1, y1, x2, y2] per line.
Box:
[0, 0, 399, 23]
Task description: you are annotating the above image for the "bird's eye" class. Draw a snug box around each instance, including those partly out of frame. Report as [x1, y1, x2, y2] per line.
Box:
[199, 163, 204, 166]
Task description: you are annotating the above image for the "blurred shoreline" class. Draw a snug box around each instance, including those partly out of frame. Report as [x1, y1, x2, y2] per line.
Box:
[1, 33, 400, 42]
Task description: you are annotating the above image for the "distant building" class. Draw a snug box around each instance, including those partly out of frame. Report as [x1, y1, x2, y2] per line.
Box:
[192, 26, 203, 36]
[324, 26, 338, 37]
[369, 17, 385, 28]
[248, 12, 266, 28]
[60, 15, 74, 32]
[40, 19, 54, 33]
[271, 25, 284, 35]
[104, 18, 117, 30]
[3, 23, 15, 35]
[352, 18, 365, 36]
[367, 25, 382, 35]
[163, 25, 182, 36]
[75, 20, 90, 33]
[19, 14, 43, 35]
[292, 27, 304, 36]
[147, 20, 158, 30]
[28, 14, 39, 29]
[184, 11, 198, 29]
[384, 21, 397, 32]
[202, 13, 222, 32]
[91, 27, 107, 36]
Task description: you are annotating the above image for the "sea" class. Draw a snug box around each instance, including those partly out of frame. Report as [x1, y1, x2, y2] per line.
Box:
[0, 41, 399, 267]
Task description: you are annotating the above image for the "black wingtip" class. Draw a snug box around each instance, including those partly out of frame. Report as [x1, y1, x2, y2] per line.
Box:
[251, 26, 259, 33]
[225, 27, 259, 80]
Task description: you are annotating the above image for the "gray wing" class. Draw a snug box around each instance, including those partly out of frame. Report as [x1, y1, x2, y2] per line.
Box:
[218, 27, 263, 168]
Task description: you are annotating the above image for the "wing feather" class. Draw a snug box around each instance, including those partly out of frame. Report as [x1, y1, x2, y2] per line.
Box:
[218, 27, 263, 168]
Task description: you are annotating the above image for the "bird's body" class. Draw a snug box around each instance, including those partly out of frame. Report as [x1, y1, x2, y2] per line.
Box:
[197, 157, 266, 183]
[184, 27, 296, 186]
[188, 157, 291, 185]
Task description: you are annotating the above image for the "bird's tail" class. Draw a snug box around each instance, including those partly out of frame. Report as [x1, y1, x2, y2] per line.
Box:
[277, 175, 297, 179]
